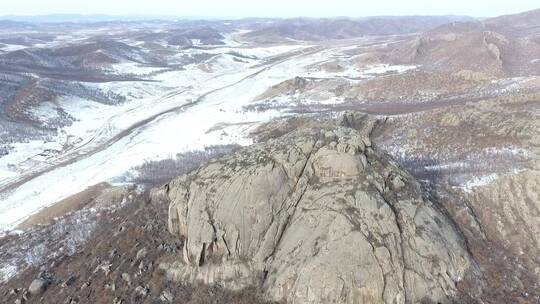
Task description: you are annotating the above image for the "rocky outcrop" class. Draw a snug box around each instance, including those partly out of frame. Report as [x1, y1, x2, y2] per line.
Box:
[373, 95, 540, 303]
[455, 169, 540, 299]
[154, 114, 483, 303]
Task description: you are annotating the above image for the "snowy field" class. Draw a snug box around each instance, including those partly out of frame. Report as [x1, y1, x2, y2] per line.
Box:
[0, 37, 416, 232]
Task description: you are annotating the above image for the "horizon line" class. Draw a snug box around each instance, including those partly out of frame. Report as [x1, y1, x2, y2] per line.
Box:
[0, 13, 487, 22]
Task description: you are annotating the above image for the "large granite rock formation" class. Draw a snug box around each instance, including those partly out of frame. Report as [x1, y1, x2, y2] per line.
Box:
[153, 114, 483, 304]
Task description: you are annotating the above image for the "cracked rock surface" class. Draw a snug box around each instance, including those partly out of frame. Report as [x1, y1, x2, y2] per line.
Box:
[154, 113, 483, 303]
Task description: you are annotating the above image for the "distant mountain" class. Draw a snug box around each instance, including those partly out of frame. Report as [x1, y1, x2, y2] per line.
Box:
[0, 14, 185, 23]
[242, 15, 477, 42]
[485, 8, 540, 36]
[391, 8, 540, 77]
[0, 20, 35, 29]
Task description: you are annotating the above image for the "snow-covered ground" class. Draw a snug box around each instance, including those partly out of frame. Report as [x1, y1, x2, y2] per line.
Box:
[0, 37, 420, 232]
[0, 44, 27, 52]
[0, 40, 336, 231]
[363, 64, 417, 75]
[306, 61, 416, 80]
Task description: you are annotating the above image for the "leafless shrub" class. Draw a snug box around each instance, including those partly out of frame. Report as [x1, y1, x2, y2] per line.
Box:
[175, 283, 280, 304]
[125, 144, 240, 187]
[0, 145, 11, 157]
[0, 207, 101, 283]
[41, 79, 127, 105]
[385, 144, 532, 187]
[227, 50, 257, 60]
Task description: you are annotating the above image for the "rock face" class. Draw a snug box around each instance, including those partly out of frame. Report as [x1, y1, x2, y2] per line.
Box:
[154, 114, 483, 303]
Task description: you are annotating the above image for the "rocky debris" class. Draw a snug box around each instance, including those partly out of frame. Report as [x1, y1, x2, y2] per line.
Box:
[105, 282, 116, 292]
[154, 113, 483, 303]
[0, 187, 276, 303]
[112, 297, 124, 304]
[94, 262, 112, 276]
[136, 247, 148, 261]
[121, 273, 131, 285]
[160, 289, 174, 302]
[135, 285, 149, 296]
[61, 276, 76, 287]
[28, 278, 48, 295]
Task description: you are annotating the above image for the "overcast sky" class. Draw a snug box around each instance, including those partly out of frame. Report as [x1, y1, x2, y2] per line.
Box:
[1, 0, 538, 18]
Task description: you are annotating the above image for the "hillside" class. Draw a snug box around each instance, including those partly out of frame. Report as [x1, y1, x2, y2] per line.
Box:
[243, 16, 475, 42]
[389, 10, 540, 77]
[0, 8, 539, 304]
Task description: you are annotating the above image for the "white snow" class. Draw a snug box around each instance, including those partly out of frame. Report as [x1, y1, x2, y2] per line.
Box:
[265, 93, 346, 108]
[0, 44, 27, 52]
[461, 173, 499, 193]
[220, 32, 244, 47]
[423, 162, 468, 172]
[110, 62, 166, 75]
[0, 39, 416, 232]
[303, 55, 417, 80]
[232, 44, 313, 59]
[28, 102, 62, 128]
[363, 64, 417, 75]
[484, 147, 532, 158]
[0, 264, 17, 283]
[0, 42, 312, 231]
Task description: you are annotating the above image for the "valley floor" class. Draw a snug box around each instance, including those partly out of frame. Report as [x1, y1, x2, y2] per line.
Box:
[0, 36, 418, 232]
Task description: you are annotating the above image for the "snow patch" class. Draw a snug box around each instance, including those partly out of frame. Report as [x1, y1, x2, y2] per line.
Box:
[110, 62, 166, 75]
[461, 173, 499, 193]
[235, 44, 312, 59]
[0, 41, 419, 232]
[0, 43, 300, 231]
[0, 264, 17, 283]
[363, 64, 417, 75]
[0, 44, 27, 52]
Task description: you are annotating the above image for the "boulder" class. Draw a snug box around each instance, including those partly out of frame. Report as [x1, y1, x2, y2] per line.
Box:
[28, 278, 47, 295]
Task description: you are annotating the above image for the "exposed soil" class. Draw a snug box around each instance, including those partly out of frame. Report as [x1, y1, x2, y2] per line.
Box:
[16, 183, 111, 230]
